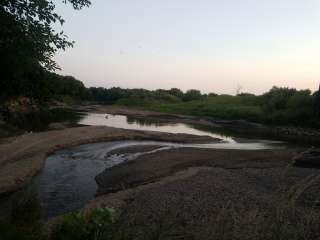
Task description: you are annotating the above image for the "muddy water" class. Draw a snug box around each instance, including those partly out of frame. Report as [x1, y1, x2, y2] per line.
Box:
[1, 113, 286, 218]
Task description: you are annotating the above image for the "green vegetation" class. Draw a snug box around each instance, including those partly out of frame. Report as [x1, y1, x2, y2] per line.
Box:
[113, 86, 320, 128]
[0, 195, 124, 240]
[0, 0, 91, 135]
[52, 208, 125, 240]
[0, 0, 90, 102]
[2, 83, 320, 131]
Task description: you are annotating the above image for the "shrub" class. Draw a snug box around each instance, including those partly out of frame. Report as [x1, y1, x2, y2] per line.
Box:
[183, 89, 202, 101]
[52, 208, 125, 240]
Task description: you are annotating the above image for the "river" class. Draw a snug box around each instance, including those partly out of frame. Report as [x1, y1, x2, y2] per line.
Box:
[0, 112, 286, 217]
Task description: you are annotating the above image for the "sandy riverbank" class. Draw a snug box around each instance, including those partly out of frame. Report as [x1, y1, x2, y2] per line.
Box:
[0, 126, 217, 195]
[87, 147, 320, 240]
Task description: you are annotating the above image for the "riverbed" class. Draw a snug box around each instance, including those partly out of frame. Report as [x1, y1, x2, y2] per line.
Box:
[0, 111, 287, 218]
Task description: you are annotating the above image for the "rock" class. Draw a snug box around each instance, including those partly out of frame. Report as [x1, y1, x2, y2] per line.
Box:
[293, 149, 320, 168]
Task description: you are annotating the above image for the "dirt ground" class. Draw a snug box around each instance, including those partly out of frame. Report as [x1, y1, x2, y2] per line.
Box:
[88, 147, 320, 240]
[0, 126, 217, 195]
[95, 148, 296, 195]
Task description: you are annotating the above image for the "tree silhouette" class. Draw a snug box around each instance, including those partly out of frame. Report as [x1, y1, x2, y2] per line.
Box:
[0, 0, 91, 99]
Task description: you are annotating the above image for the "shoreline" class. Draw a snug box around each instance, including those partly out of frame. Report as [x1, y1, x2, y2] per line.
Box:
[94, 147, 297, 196]
[91, 105, 320, 145]
[0, 126, 218, 196]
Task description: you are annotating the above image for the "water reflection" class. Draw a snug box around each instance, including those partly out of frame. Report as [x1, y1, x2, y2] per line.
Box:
[79, 113, 234, 142]
[126, 116, 172, 127]
[3, 108, 85, 133]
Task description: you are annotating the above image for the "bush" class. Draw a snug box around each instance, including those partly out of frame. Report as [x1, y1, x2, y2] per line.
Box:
[52, 208, 125, 240]
[0, 201, 124, 240]
[183, 89, 202, 101]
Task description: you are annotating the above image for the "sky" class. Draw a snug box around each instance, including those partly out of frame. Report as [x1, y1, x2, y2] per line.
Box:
[54, 0, 320, 95]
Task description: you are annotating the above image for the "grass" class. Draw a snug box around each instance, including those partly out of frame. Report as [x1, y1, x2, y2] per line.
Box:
[116, 93, 319, 128]
[117, 95, 264, 122]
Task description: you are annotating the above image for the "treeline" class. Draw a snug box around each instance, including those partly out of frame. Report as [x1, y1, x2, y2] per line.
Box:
[0, 73, 209, 104]
[0, 74, 211, 104]
[1, 70, 88, 103]
[88, 87, 205, 103]
[2, 69, 320, 128]
[0, 0, 90, 106]
[91, 85, 320, 128]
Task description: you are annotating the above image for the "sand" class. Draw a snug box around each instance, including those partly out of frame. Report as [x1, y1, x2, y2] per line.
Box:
[87, 147, 320, 240]
[0, 126, 217, 195]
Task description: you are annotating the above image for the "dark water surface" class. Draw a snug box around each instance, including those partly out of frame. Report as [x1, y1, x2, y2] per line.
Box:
[1, 112, 287, 218]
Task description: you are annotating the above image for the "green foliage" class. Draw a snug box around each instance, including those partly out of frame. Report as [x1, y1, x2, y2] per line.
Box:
[52, 208, 125, 240]
[0, 0, 90, 71]
[89, 87, 182, 104]
[113, 86, 320, 128]
[262, 86, 297, 111]
[0, 70, 89, 103]
[46, 72, 89, 101]
[183, 89, 202, 101]
[0, 0, 90, 101]
[168, 88, 184, 98]
[0, 197, 123, 240]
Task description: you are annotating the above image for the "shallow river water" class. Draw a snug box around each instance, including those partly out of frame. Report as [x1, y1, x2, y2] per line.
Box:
[1, 112, 286, 217]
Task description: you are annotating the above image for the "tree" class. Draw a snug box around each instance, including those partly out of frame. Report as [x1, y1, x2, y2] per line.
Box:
[0, 0, 91, 99]
[1, 0, 90, 70]
[168, 88, 184, 99]
[262, 86, 296, 111]
[183, 89, 202, 101]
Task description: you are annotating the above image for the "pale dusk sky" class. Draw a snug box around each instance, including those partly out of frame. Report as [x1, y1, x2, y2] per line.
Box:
[54, 0, 320, 94]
